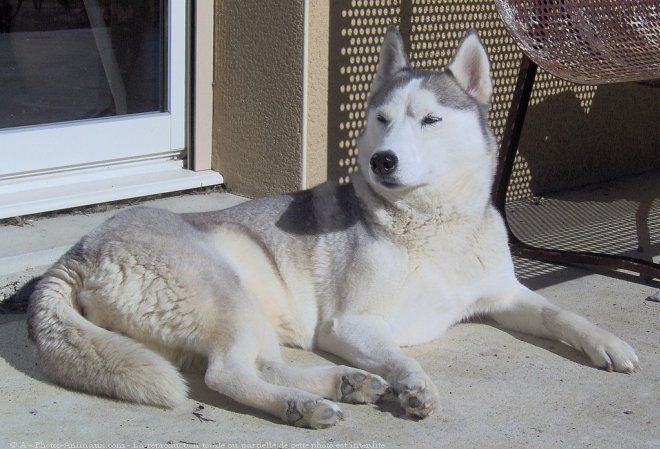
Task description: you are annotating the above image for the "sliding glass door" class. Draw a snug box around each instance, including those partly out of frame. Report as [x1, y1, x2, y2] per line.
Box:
[0, 0, 186, 180]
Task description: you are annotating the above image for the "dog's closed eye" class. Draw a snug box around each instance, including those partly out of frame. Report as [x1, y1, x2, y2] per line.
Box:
[421, 114, 442, 127]
[376, 114, 390, 125]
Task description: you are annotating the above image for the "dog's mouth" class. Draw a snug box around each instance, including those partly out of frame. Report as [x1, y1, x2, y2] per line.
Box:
[370, 173, 428, 194]
[373, 175, 411, 192]
[379, 180, 403, 189]
[370, 172, 403, 189]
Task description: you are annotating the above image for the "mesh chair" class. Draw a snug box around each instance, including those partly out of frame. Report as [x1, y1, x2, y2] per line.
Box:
[492, 0, 660, 281]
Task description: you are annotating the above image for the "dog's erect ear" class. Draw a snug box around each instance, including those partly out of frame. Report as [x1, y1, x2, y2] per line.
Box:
[446, 30, 492, 105]
[370, 26, 410, 97]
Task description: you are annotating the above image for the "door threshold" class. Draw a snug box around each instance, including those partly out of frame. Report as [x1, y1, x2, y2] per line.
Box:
[0, 160, 223, 219]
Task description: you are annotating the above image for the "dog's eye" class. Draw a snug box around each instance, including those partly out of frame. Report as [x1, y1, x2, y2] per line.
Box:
[421, 115, 442, 127]
[376, 114, 389, 125]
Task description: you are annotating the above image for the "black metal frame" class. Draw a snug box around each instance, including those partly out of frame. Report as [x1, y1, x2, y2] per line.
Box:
[492, 55, 660, 282]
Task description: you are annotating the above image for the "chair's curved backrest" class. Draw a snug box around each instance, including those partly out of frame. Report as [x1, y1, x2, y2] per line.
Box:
[494, 0, 660, 84]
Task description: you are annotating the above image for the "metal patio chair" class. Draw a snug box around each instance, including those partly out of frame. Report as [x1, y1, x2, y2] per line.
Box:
[492, 0, 660, 281]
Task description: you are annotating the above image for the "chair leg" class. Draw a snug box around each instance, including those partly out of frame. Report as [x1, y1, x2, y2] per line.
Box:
[493, 55, 537, 212]
[493, 56, 660, 282]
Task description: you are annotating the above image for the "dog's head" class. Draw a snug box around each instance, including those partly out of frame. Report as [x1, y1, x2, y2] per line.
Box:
[356, 27, 497, 211]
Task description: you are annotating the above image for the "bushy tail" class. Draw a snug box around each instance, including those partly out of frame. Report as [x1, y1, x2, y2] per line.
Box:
[27, 264, 188, 408]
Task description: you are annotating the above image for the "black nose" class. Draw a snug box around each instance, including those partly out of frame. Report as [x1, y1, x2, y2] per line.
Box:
[370, 151, 398, 176]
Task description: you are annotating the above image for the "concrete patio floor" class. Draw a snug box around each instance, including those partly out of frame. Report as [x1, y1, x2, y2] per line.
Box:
[1, 175, 659, 449]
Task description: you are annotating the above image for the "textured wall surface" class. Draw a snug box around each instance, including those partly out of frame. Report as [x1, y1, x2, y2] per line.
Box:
[304, 0, 330, 189]
[213, 0, 305, 198]
[518, 82, 660, 194]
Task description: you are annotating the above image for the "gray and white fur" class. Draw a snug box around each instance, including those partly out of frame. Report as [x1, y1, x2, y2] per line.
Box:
[27, 27, 639, 429]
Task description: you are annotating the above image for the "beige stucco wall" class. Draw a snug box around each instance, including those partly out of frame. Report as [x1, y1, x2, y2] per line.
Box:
[518, 81, 660, 194]
[302, 0, 330, 189]
[212, 0, 305, 198]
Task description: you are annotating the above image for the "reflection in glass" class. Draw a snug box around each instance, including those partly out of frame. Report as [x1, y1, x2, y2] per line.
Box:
[0, 0, 166, 129]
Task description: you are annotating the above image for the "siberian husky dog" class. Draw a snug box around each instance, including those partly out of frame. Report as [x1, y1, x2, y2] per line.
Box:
[28, 27, 639, 429]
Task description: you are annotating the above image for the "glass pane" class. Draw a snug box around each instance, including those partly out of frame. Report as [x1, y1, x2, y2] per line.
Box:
[0, 0, 166, 129]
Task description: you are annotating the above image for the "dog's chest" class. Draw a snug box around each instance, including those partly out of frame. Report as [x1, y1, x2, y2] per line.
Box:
[387, 241, 488, 346]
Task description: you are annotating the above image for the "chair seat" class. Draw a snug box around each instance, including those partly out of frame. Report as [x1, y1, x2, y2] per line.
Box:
[495, 0, 660, 84]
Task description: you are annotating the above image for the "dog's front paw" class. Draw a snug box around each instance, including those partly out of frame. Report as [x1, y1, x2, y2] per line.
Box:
[339, 370, 390, 404]
[395, 373, 439, 419]
[285, 398, 344, 429]
[581, 329, 640, 373]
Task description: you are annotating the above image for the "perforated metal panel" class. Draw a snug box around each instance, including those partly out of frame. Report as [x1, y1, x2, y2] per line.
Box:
[407, 1, 530, 198]
[328, 0, 602, 201]
[328, 0, 403, 186]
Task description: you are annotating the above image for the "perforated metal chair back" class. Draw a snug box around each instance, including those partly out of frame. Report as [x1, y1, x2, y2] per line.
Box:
[494, 0, 660, 84]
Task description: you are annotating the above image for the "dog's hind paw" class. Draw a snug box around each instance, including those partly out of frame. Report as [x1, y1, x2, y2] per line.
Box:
[339, 370, 390, 404]
[285, 398, 344, 429]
